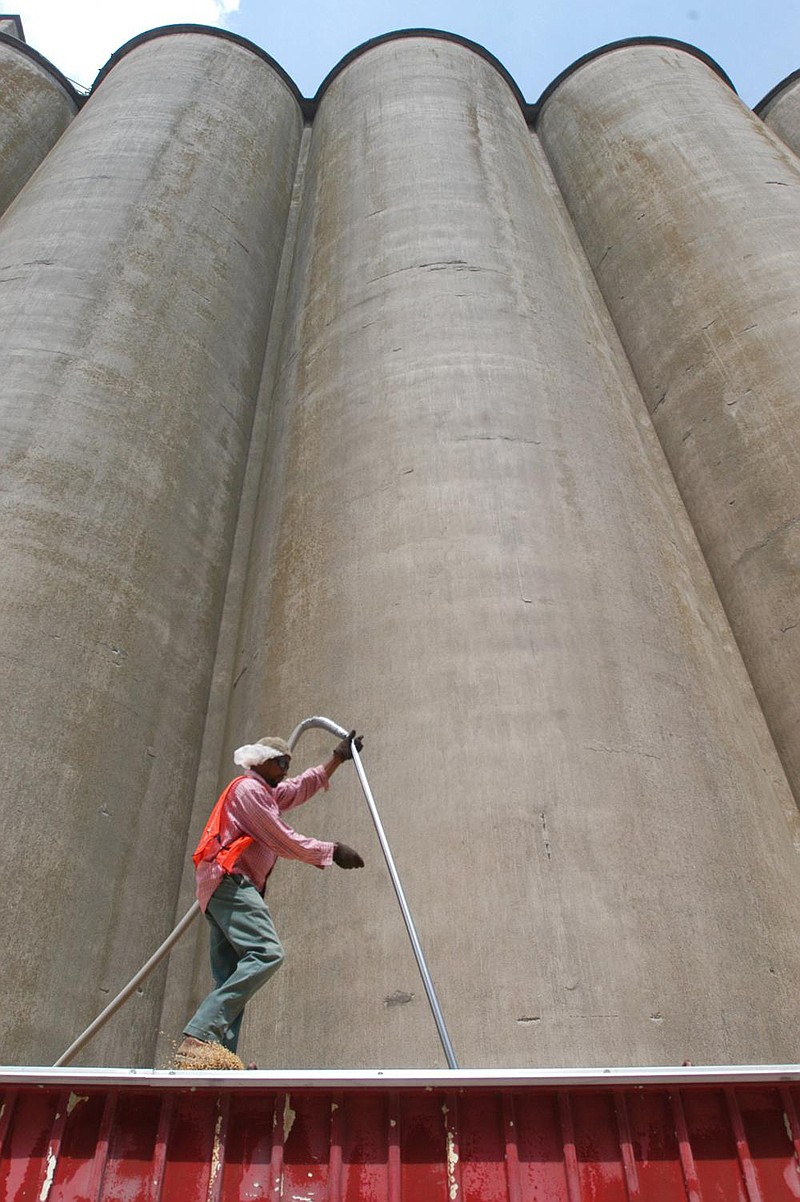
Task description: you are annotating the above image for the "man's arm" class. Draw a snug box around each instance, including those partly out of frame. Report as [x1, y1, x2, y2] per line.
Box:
[275, 764, 329, 813]
[232, 779, 364, 870]
[268, 732, 366, 868]
[278, 731, 364, 810]
[231, 777, 335, 866]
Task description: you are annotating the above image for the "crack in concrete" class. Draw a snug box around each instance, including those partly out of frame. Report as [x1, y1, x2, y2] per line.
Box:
[585, 742, 659, 760]
[737, 514, 800, 567]
[453, 434, 541, 445]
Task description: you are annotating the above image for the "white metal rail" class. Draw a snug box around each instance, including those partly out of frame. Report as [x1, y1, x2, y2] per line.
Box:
[13, 1065, 800, 1090]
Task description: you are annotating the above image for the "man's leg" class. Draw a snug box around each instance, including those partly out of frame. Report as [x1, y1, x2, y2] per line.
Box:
[224, 1010, 245, 1055]
[207, 918, 242, 1051]
[183, 875, 284, 1049]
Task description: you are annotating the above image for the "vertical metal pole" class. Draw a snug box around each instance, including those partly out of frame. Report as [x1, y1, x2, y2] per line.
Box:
[349, 744, 458, 1068]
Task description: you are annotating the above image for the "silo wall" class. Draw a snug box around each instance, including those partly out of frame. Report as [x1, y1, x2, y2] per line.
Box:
[0, 34, 78, 218]
[538, 44, 800, 811]
[210, 36, 800, 1068]
[758, 73, 800, 159]
[0, 30, 302, 1065]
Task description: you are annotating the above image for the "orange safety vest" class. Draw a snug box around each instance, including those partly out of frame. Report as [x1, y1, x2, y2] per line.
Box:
[192, 776, 255, 873]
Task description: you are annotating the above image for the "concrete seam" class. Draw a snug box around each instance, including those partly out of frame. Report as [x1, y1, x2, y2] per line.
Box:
[153, 123, 312, 1069]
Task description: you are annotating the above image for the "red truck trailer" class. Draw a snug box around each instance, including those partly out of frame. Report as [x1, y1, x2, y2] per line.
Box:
[1, 1065, 799, 1200]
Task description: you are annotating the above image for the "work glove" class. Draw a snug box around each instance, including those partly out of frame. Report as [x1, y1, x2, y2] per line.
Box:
[333, 842, 365, 869]
[333, 730, 363, 761]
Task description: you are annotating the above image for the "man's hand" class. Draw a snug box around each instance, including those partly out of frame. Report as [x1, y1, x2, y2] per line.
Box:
[333, 842, 365, 869]
[333, 730, 364, 762]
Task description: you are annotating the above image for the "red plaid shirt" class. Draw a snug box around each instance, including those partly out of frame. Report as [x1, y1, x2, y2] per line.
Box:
[195, 766, 335, 911]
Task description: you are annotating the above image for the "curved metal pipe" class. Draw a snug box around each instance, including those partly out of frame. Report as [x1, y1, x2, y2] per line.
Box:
[288, 714, 349, 745]
[55, 716, 458, 1069]
[288, 716, 458, 1069]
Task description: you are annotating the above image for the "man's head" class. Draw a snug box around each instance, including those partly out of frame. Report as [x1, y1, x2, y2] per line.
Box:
[233, 736, 292, 786]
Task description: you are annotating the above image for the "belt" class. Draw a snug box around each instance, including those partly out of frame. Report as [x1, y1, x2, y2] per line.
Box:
[228, 871, 265, 897]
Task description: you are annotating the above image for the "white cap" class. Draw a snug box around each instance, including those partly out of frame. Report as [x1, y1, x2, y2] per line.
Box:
[233, 736, 291, 770]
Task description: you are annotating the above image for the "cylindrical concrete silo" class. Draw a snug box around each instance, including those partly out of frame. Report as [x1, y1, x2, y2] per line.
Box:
[213, 34, 800, 1069]
[0, 33, 79, 218]
[0, 28, 303, 1065]
[757, 70, 800, 159]
[538, 41, 800, 812]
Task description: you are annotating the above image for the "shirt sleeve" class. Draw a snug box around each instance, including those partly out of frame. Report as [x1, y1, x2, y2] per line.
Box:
[230, 775, 334, 867]
[273, 764, 330, 813]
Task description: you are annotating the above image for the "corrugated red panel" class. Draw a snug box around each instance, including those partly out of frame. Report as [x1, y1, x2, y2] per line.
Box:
[1, 1071, 800, 1200]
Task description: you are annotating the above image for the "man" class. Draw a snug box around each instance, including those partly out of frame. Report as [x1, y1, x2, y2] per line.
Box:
[176, 730, 364, 1069]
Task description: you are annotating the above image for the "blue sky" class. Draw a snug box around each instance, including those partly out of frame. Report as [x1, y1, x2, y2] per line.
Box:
[228, 0, 800, 107]
[12, 0, 800, 107]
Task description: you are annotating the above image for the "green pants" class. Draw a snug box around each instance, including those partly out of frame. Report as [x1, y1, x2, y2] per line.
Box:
[184, 874, 284, 1052]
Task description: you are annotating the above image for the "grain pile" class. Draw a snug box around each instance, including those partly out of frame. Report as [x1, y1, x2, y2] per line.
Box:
[171, 1041, 245, 1070]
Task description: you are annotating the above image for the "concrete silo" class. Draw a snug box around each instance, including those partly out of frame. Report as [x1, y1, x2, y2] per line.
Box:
[0, 28, 303, 1065]
[0, 30, 79, 217]
[538, 41, 800, 812]
[2, 19, 800, 1077]
[757, 70, 800, 158]
[177, 34, 800, 1070]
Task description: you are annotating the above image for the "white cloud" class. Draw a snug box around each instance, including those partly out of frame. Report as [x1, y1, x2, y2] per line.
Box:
[15, 0, 240, 89]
